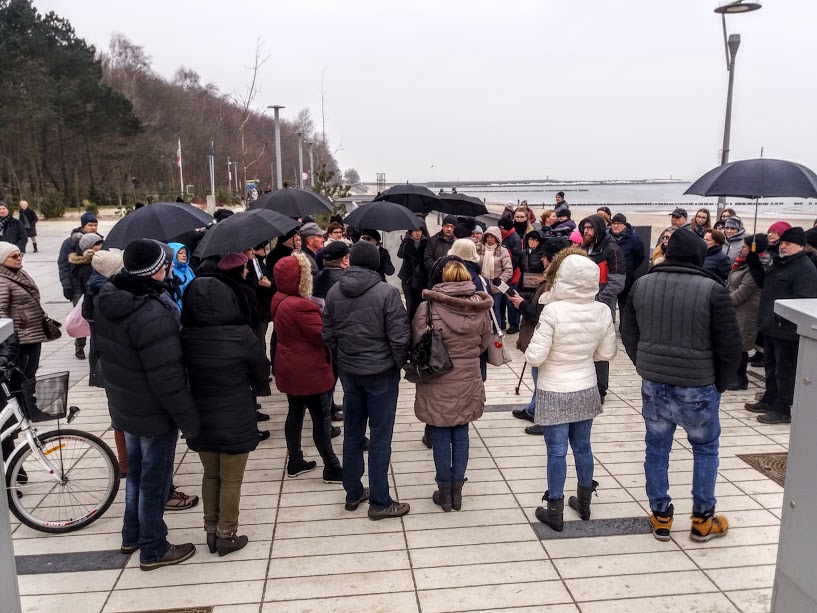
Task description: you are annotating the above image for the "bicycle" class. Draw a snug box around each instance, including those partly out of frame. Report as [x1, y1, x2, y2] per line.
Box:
[1, 368, 120, 533]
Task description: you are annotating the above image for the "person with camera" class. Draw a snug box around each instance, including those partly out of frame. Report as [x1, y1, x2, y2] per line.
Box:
[476, 226, 513, 329]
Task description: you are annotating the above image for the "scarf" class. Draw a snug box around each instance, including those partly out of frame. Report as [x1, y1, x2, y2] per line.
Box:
[513, 221, 528, 237]
[482, 243, 497, 278]
[0, 216, 10, 236]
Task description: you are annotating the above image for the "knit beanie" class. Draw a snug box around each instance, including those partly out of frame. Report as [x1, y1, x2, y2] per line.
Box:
[349, 241, 380, 271]
[744, 233, 769, 253]
[91, 249, 124, 278]
[449, 238, 479, 263]
[80, 212, 98, 227]
[611, 213, 627, 224]
[360, 228, 382, 243]
[0, 241, 20, 262]
[453, 224, 472, 239]
[768, 221, 792, 236]
[429, 255, 465, 287]
[79, 232, 103, 251]
[123, 239, 166, 277]
[542, 237, 572, 259]
[442, 214, 458, 227]
[473, 224, 484, 234]
[724, 216, 743, 230]
[218, 252, 249, 271]
[806, 227, 817, 250]
[497, 217, 513, 231]
[0, 202, 8, 213]
[779, 227, 807, 247]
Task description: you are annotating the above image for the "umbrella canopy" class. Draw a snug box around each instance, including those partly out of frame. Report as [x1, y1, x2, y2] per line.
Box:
[250, 187, 334, 218]
[105, 202, 214, 249]
[374, 184, 439, 215]
[194, 209, 300, 258]
[434, 193, 488, 217]
[685, 158, 817, 200]
[343, 200, 424, 232]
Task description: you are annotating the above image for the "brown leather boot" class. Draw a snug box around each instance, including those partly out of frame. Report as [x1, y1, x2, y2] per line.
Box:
[114, 430, 128, 477]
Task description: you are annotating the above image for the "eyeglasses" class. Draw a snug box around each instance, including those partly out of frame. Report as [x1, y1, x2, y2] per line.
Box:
[8, 253, 22, 259]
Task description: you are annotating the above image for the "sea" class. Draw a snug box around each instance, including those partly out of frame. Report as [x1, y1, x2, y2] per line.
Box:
[456, 182, 817, 220]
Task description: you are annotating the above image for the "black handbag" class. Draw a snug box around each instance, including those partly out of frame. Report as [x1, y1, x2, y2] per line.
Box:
[403, 303, 453, 384]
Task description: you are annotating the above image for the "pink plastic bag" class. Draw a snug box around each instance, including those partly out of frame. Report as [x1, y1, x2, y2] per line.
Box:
[65, 300, 90, 338]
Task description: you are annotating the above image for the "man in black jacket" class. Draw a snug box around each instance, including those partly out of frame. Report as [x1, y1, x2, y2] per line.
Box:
[609, 214, 645, 316]
[423, 215, 456, 275]
[58, 212, 99, 359]
[323, 241, 411, 520]
[95, 239, 199, 571]
[622, 229, 741, 544]
[744, 227, 817, 424]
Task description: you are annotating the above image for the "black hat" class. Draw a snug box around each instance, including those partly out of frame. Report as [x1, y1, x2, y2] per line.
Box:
[301, 215, 315, 224]
[665, 228, 706, 267]
[744, 233, 769, 253]
[461, 217, 477, 232]
[806, 227, 817, 250]
[429, 255, 465, 287]
[611, 213, 627, 224]
[124, 239, 167, 277]
[442, 214, 458, 227]
[597, 206, 612, 217]
[214, 208, 234, 222]
[281, 227, 299, 241]
[329, 214, 344, 225]
[780, 226, 807, 247]
[453, 224, 472, 239]
[542, 237, 571, 259]
[497, 217, 513, 231]
[556, 191, 565, 199]
[350, 241, 380, 271]
[670, 207, 688, 218]
[360, 228, 382, 243]
[323, 240, 350, 260]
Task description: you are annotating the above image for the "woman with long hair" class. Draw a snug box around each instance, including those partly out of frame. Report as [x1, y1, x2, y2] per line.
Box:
[652, 227, 676, 266]
[692, 208, 712, 237]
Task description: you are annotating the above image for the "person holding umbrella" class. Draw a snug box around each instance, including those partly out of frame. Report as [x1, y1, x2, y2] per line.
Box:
[397, 227, 427, 322]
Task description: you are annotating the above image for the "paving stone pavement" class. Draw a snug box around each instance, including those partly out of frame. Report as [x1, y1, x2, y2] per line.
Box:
[8, 219, 783, 612]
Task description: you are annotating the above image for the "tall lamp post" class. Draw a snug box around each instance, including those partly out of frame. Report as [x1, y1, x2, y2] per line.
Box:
[296, 131, 305, 188]
[304, 140, 315, 188]
[267, 105, 285, 190]
[713, 0, 762, 214]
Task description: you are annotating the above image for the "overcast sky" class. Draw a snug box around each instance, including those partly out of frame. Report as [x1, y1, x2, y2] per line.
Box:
[37, 0, 815, 183]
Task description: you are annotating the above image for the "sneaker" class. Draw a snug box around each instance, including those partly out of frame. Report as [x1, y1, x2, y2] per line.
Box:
[345, 487, 369, 511]
[75, 347, 86, 360]
[323, 465, 343, 484]
[525, 424, 544, 435]
[166, 490, 199, 511]
[368, 500, 410, 521]
[287, 459, 317, 478]
[258, 430, 271, 441]
[649, 505, 674, 542]
[757, 411, 791, 424]
[331, 426, 341, 438]
[139, 543, 196, 571]
[744, 400, 768, 413]
[256, 411, 270, 422]
[512, 409, 534, 423]
[690, 510, 729, 542]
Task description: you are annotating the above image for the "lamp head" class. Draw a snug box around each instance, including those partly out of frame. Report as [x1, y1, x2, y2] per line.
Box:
[715, 1, 762, 14]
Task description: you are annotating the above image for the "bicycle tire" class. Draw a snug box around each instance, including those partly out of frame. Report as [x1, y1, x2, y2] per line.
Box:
[5, 428, 120, 534]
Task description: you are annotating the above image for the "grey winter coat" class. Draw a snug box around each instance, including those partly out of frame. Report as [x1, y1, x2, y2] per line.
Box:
[722, 229, 746, 264]
[728, 264, 762, 352]
[412, 282, 493, 427]
[322, 266, 411, 376]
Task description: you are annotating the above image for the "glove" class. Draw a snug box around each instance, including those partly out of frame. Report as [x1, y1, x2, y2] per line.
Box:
[63, 288, 73, 301]
[0, 356, 11, 369]
[492, 277, 502, 287]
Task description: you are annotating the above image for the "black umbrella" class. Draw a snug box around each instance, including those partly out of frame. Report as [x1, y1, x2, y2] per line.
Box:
[194, 209, 300, 258]
[344, 201, 424, 232]
[250, 187, 334, 218]
[435, 193, 488, 217]
[373, 184, 439, 215]
[685, 158, 817, 235]
[105, 202, 214, 249]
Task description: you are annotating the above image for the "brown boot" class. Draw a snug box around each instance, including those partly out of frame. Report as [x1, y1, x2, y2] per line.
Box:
[114, 430, 128, 477]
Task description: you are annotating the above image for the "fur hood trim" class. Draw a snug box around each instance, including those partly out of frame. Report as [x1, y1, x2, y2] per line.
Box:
[422, 284, 493, 314]
[69, 249, 96, 265]
[542, 245, 587, 292]
[293, 251, 313, 299]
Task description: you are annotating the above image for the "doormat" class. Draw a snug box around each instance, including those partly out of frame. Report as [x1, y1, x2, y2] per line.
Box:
[531, 516, 652, 540]
[738, 452, 787, 487]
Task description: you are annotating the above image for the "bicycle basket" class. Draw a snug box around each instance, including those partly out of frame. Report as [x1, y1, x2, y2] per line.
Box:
[19, 371, 70, 422]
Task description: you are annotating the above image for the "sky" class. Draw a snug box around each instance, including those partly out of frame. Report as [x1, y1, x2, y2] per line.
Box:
[36, 0, 816, 184]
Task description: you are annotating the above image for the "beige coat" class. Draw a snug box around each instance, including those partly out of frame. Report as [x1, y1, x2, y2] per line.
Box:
[0, 265, 48, 344]
[412, 281, 493, 427]
[728, 264, 761, 352]
[476, 227, 513, 294]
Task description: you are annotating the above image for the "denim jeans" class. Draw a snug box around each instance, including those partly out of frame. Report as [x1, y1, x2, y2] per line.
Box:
[641, 380, 721, 515]
[524, 366, 539, 417]
[542, 419, 595, 499]
[122, 429, 178, 563]
[339, 369, 400, 509]
[430, 424, 469, 483]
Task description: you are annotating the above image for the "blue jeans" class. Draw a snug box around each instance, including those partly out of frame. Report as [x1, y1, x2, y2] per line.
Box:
[122, 429, 178, 564]
[430, 424, 469, 483]
[542, 419, 595, 499]
[641, 380, 721, 515]
[340, 369, 400, 510]
[524, 366, 539, 417]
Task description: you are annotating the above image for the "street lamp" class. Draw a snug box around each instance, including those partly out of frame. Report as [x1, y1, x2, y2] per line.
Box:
[296, 131, 305, 189]
[267, 105, 285, 190]
[304, 140, 315, 188]
[713, 0, 762, 212]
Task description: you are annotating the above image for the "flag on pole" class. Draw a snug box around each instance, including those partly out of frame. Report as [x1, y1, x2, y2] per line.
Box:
[175, 140, 182, 168]
[210, 141, 215, 158]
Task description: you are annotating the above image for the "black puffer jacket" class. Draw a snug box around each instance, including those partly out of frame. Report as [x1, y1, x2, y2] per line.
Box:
[519, 231, 545, 299]
[313, 265, 344, 300]
[703, 245, 731, 282]
[621, 229, 741, 392]
[181, 275, 270, 454]
[397, 237, 427, 285]
[95, 274, 199, 438]
[749, 250, 817, 340]
[322, 266, 410, 376]
[423, 231, 454, 274]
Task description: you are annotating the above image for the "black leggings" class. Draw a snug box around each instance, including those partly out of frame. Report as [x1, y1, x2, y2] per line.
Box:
[285, 393, 340, 468]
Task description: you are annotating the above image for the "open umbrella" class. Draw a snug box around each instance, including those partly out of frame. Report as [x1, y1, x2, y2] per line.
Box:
[374, 184, 439, 215]
[104, 202, 214, 249]
[343, 200, 424, 232]
[250, 187, 334, 218]
[435, 193, 488, 217]
[685, 158, 817, 235]
[194, 209, 299, 258]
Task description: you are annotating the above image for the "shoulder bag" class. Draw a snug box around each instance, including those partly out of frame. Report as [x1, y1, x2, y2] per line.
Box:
[403, 302, 453, 384]
[479, 276, 512, 366]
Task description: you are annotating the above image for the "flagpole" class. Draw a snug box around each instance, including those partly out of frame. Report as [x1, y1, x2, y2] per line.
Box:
[178, 138, 184, 197]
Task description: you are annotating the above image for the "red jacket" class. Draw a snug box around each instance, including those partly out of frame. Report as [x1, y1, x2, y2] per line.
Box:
[271, 254, 334, 396]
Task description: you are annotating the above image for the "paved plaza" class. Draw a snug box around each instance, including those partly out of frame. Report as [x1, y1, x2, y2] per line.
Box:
[8, 219, 784, 613]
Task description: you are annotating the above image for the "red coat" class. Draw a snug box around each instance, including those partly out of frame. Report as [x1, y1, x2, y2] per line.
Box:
[270, 254, 334, 396]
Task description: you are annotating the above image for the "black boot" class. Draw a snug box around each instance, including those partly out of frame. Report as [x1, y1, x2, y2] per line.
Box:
[432, 481, 453, 512]
[535, 492, 564, 532]
[726, 352, 750, 390]
[33, 243, 38, 253]
[568, 480, 599, 521]
[205, 528, 217, 554]
[451, 480, 465, 511]
[216, 532, 249, 557]
[422, 424, 433, 449]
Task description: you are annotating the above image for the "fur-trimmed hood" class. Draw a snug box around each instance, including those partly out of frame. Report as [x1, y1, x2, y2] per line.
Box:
[422, 281, 493, 334]
[272, 251, 313, 299]
[69, 249, 95, 266]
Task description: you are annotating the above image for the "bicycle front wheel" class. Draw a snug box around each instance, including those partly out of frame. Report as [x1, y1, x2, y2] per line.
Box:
[5, 429, 120, 533]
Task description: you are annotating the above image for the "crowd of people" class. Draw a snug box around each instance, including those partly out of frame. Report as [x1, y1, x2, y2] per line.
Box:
[0, 195, 815, 572]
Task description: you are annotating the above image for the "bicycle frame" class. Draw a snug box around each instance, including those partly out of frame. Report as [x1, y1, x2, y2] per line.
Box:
[1, 392, 62, 480]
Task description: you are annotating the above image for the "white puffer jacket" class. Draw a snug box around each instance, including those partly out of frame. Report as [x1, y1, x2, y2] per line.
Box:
[525, 255, 617, 393]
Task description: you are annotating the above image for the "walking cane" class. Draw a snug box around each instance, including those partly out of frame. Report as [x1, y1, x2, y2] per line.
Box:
[515, 362, 528, 395]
